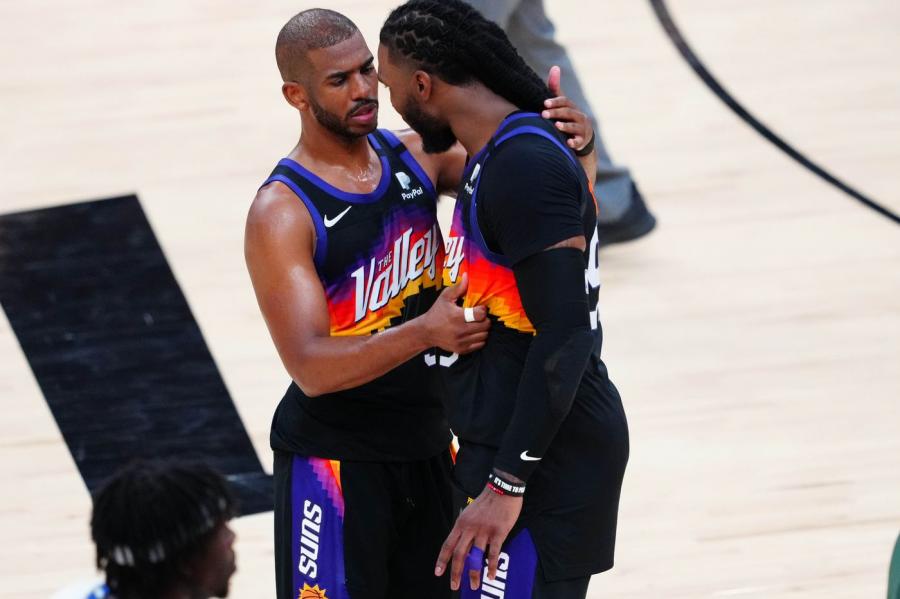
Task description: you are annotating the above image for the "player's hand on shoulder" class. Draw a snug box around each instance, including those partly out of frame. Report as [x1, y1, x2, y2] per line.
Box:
[543, 65, 594, 152]
[421, 273, 490, 355]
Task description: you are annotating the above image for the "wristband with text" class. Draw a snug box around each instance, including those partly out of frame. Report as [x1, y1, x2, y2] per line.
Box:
[486, 471, 526, 497]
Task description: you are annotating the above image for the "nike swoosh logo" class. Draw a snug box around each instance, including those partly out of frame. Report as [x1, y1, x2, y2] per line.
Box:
[520, 451, 542, 462]
[323, 206, 352, 228]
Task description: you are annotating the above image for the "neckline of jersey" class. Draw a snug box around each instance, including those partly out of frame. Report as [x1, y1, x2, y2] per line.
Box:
[277, 133, 391, 204]
[462, 111, 541, 181]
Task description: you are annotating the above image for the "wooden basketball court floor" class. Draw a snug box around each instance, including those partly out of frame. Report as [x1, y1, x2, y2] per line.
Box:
[1, 0, 898, 597]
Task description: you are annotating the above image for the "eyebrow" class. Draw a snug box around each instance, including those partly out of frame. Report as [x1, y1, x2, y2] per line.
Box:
[326, 56, 374, 81]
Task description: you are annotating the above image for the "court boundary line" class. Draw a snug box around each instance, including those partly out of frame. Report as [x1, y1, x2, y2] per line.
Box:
[649, 0, 900, 226]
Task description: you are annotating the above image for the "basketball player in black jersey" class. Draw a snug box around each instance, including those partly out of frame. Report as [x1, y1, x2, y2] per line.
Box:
[244, 9, 596, 599]
[378, 2, 629, 598]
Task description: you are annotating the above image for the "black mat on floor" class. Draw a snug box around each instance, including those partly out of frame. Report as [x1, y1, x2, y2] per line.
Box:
[0, 195, 272, 514]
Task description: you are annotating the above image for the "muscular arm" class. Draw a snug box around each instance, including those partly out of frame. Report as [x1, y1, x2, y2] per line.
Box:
[244, 183, 487, 397]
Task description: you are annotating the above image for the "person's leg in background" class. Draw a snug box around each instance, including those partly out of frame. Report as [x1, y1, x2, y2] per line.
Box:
[467, 0, 656, 246]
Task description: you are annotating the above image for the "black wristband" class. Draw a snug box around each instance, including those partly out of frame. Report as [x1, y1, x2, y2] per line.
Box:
[574, 132, 595, 157]
[486, 471, 526, 497]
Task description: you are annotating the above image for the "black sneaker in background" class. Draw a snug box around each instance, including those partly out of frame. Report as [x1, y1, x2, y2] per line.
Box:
[597, 183, 657, 248]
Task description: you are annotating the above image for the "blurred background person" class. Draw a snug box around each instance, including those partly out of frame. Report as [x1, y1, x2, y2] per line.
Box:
[84, 459, 237, 599]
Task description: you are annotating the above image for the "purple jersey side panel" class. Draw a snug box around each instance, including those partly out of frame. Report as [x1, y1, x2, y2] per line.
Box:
[290, 456, 350, 599]
[461, 528, 538, 599]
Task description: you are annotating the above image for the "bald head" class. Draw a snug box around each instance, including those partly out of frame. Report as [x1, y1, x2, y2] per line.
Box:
[276, 8, 360, 83]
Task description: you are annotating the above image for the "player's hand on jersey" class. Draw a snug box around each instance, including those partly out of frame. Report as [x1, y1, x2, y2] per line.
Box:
[421, 273, 490, 354]
[543, 65, 594, 152]
[434, 484, 522, 591]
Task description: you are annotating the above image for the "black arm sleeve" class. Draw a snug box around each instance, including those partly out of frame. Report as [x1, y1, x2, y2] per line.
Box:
[478, 136, 593, 481]
[493, 248, 595, 481]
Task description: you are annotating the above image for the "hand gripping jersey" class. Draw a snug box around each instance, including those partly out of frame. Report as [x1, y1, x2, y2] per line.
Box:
[263, 129, 450, 462]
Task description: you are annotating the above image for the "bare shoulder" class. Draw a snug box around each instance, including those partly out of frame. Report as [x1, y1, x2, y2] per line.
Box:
[392, 128, 464, 162]
[245, 181, 313, 251]
[247, 181, 309, 232]
[393, 127, 423, 150]
[391, 128, 467, 193]
[392, 128, 430, 163]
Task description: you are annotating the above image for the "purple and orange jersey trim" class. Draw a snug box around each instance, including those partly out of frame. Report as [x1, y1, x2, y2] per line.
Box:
[325, 213, 444, 337]
[291, 456, 350, 599]
[309, 458, 343, 517]
[443, 203, 535, 335]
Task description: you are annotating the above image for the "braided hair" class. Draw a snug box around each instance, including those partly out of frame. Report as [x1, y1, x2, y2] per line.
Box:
[90, 459, 235, 599]
[380, 0, 552, 112]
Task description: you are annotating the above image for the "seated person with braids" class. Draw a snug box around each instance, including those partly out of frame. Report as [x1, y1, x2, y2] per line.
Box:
[84, 459, 237, 599]
[378, 2, 629, 598]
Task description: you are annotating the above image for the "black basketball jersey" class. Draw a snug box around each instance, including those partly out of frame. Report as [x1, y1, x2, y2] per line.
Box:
[263, 129, 450, 461]
[438, 112, 629, 580]
[438, 112, 607, 448]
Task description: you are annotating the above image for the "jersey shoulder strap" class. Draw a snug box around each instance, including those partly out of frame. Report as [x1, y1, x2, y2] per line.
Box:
[372, 128, 438, 200]
[491, 112, 579, 169]
[259, 159, 328, 267]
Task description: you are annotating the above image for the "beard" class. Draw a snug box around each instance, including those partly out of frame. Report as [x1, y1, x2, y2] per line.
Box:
[401, 97, 457, 154]
[309, 97, 377, 141]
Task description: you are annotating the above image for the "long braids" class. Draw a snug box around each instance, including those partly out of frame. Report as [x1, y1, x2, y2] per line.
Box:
[380, 0, 552, 112]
